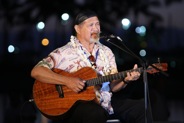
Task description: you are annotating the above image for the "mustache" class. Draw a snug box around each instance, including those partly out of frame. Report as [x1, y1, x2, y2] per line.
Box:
[91, 32, 100, 39]
[91, 31, 112, 39]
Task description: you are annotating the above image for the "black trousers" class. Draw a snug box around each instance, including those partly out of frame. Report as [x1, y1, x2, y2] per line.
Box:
[53, 97, 152, 123]
[111, 98, 150, 123]
[55, 100, 109, 123]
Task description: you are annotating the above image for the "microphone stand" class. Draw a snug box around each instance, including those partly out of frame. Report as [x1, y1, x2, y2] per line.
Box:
[104, 36, 152, 123]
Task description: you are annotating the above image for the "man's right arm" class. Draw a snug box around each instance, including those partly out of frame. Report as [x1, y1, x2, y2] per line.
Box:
[31, 65, 86, 93]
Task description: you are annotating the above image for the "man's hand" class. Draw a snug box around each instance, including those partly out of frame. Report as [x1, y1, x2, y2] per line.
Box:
[66, 77, 86, 93]
[124, 64, 140, 83]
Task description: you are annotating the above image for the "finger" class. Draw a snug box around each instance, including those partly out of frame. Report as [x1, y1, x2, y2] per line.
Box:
[79, 81, 85, 86]
[135, 70, 140, 76]
[133, 72, 139, 77]
[78, 84, 84, 90]
[133, 64, 138, 69]
[126, 72, 131, 77]
[74, 88, 80, 93]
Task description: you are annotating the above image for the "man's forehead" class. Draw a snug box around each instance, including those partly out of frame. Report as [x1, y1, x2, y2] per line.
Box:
[82, 16, 99, 24]
[74, 10, 97, 25]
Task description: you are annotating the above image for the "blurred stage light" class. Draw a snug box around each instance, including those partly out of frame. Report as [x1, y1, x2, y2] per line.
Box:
[36, 21, 45, 30]
[8, 45, 20, 54]
[8, 45, 15, 53]
[41, 38, 49, 46]
[135, 26, 146, 36]
[121, 18, 131, 30]
[139, 49, 146, 57]
[61, 13, 69, 21]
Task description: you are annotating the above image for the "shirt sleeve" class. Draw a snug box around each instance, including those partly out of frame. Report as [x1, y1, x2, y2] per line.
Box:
[35, 48, 62, 69]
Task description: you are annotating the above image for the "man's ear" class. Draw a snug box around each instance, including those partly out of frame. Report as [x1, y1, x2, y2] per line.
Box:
[74, 25, 80, 34]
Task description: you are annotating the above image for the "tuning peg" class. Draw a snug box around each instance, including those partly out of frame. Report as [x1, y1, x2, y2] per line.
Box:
[157, 57, 160, 64]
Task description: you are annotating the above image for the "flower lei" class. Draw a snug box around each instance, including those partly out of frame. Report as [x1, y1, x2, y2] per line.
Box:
[70, 35, 111, 75]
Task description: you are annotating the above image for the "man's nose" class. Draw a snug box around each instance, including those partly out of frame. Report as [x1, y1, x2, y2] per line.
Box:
[93, 25, 100, 32]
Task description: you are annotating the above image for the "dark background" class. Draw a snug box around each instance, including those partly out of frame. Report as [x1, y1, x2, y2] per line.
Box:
[0, 0, 184, 123]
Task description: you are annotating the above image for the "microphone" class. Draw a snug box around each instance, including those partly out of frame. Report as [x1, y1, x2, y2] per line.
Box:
[100, 34, 116, 39]
[100, 34, 122, 41]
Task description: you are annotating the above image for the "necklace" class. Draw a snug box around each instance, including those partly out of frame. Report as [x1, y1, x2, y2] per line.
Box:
[70, 35, 111, 73]
[81, 46, 99, 69]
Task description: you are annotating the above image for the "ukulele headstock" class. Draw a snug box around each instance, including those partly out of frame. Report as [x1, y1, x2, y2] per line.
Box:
[146, 63, 168, 74]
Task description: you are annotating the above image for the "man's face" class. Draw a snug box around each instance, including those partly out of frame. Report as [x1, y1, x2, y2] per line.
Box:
[77, 16, 101, 43]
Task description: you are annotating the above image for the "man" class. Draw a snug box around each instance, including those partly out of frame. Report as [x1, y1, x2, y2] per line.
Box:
[31, 10, 147, 123]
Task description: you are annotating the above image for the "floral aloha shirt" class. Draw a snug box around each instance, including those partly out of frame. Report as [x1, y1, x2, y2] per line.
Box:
[36, 35, 119, 114]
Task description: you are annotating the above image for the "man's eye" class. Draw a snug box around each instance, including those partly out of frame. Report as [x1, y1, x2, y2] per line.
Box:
[96, 23, 100, 26]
